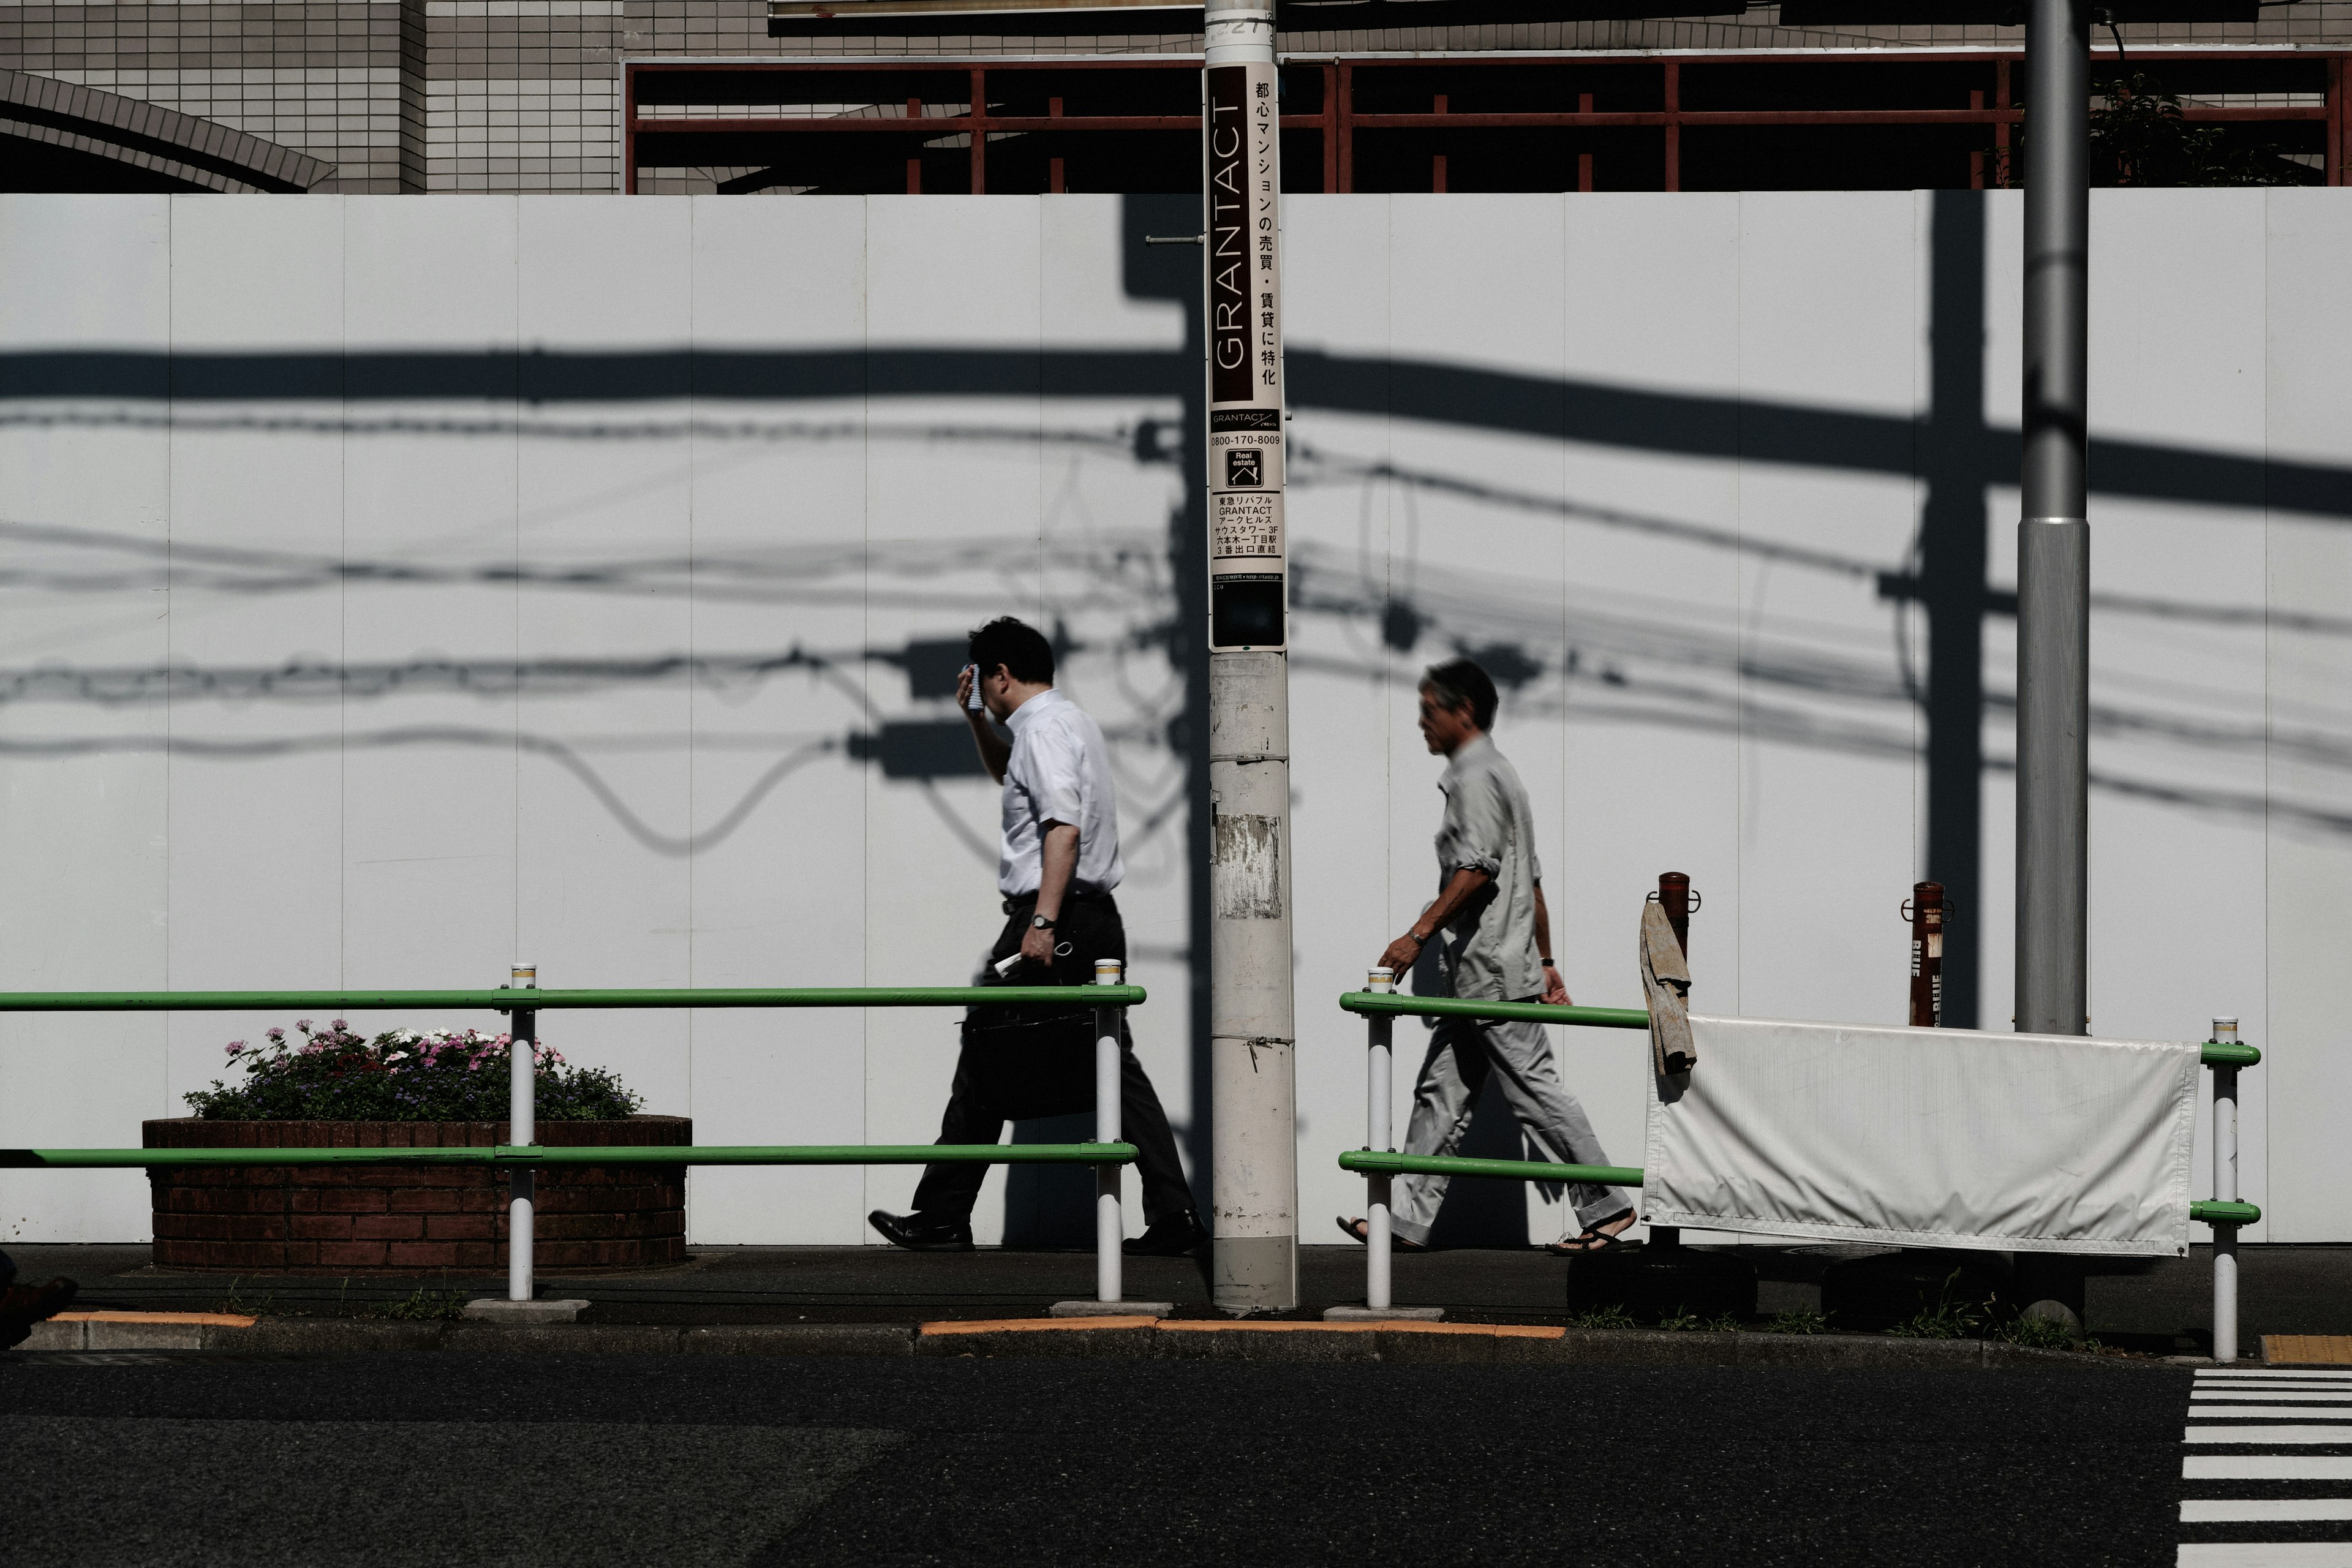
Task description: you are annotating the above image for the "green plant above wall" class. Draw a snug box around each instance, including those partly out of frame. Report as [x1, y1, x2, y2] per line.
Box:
[184, 1020, 644, 1122]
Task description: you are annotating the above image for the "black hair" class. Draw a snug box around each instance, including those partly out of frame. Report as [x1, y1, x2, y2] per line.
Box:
[1422, 657, 1498, 732]
[968, 616, 1056, 686]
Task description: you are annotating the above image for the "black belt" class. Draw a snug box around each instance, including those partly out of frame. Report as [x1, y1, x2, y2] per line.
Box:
[1001, 888, 1115, 916]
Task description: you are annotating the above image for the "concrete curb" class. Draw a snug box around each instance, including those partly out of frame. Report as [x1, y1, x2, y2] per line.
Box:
[12, 1311, 2166, 1368]
[21, 1311, 255, 1351]
[912, 1321, 2154, 1369]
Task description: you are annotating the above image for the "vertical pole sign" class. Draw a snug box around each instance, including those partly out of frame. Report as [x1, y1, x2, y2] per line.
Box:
[1203, 0, 1298, 1314]
[1205, 50, 1285, 649]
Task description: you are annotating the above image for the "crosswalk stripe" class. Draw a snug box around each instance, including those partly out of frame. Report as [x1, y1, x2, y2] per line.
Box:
[2181, 1372, 2352, 1559]
[2196, 1386, 2352, 1395]
[2182, 1500, 2352, 1523]
[2177, 1547, 2352, 1566]
[2187, 1456, 2352, 1479]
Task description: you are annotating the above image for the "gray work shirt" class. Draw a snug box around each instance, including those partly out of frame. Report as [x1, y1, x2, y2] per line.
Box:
[1430, 734, 1545, 1002]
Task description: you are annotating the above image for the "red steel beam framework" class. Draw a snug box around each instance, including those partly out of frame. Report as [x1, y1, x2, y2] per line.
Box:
[624, 51, 2345, 194]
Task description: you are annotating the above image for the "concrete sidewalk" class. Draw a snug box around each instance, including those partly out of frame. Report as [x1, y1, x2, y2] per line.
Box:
[12, 1241, 2348, 1358]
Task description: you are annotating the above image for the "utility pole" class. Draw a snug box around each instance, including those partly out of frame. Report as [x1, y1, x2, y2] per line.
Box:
[2016, 0, 2090, 1039]
[1202, 0, 1297, 1313]
[2010, 0, 2094, 1332]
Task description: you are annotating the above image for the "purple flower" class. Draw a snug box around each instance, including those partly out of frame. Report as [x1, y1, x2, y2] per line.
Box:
[331, 1019, 347, 1030]
[266, 1027, 285, 1042]
[295, 1018, 314, 1032]
[225, 1040, 246, 1055]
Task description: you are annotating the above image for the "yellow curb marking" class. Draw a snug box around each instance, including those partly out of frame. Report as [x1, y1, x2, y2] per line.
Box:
[54, 1311, 257, 1328]
[922, 1316, 1159, 1335]
[2266, 1335, 2352, 1366]
[1156, 1320, 1564, 1338]
[918, 1317, 1563, 1340]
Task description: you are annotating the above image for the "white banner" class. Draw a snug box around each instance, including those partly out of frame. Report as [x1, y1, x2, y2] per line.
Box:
[1642, 1016, 2199, 1256]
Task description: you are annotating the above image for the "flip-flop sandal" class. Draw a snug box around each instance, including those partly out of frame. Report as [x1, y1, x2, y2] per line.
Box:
[1547, 1208, 1637, 1256]
[1336, 1216, 1427, 1251]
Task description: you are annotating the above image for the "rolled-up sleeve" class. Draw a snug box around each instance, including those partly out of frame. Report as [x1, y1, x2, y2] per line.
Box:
[1436, 772, 1507, 876]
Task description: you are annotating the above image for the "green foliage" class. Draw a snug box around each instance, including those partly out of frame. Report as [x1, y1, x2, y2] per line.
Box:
[2090, 75, 2313, 187]
[185, 1019, 643, 1123]
[214, 1277, 276, 1317]
[1763, 1309, 1830, 1336]
[375, 1286, 471, 1322]
[1658, 1306, 1742, 1332]
[1884, 1268, 1991, 1340]
[1996, 1312, 2092, 1352]
[1566, 1304, 1639, 1331]
[1994, 75, 2318, 190]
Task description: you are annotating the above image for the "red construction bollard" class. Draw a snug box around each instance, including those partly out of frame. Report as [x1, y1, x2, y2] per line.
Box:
[1656, 872, 1694, 956]
[1906, 881, 1945, 1027]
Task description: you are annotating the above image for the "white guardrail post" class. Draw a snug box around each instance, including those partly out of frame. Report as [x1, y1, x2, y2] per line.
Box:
[2212, 1015, 2240, 1366]
[1365, 966, 1396, 1313]
[507, 963, 537, 1303]
[1095, 959, 1125, 1305]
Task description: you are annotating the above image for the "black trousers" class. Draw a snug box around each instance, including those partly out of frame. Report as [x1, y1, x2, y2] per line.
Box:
[910, 892, 1195, 1227]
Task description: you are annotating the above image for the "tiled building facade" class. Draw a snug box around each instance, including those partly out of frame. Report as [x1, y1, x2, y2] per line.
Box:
[4, 0, 2351, 192]
[4, 0, 427, 189]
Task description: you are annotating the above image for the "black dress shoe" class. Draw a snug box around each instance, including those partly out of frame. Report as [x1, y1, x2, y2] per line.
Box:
[868, 1210, 974, 1252]
[1123, 1212, 1210, 1257]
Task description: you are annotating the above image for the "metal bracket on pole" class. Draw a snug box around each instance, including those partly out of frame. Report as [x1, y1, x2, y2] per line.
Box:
[1052, 958, 1174, 1318]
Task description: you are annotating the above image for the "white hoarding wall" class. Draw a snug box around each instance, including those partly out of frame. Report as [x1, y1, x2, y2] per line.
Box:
[2, 190, 2345, 1248]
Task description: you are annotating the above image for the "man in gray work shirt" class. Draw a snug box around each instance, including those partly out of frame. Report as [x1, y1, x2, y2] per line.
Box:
[1339, 657, 1637, 1254]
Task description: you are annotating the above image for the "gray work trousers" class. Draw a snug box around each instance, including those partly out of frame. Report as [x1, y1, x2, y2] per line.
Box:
[1390, 1011, 1631, 1246]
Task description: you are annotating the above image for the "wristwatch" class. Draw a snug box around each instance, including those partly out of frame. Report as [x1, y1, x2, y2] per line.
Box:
[1031, 912, 1057, 930]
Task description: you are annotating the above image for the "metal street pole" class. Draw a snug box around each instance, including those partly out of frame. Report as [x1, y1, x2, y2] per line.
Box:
[1202, 0, 1297, 1313]
[2016, 0, 2090, 1039]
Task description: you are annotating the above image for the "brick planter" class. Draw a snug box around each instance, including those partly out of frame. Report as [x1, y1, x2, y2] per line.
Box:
[143, 1115, 690, 1274]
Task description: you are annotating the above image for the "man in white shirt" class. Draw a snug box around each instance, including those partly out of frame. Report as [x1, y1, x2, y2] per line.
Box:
[869, 617, 1207, 1256]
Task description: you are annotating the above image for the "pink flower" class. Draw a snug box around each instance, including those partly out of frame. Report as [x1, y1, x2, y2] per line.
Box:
[226, 1041, 246, 1055]
[266, 1027, 285, 1042]
[331, 1019, 347, 1030]
[295, 1019, 314, 1032]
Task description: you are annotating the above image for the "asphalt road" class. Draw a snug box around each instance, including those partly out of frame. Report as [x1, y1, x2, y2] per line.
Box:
[1, 1350, 2190, 1567]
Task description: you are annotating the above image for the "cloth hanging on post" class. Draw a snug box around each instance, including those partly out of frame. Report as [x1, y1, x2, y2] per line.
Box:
[1641, 1016, 2198, 1256]
[1638, 901, 1695, 1077]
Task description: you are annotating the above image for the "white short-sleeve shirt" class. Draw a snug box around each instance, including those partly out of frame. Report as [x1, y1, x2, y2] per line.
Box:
[997, 688, 1125, 898]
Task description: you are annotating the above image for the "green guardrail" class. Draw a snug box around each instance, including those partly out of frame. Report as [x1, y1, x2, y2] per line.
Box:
[1, 1142, 1138, 1169]
[1340, 1148, 1642, 1188]
[1340, 990, 2262, 1067]
[1340, 992, 1647, 1031]
[0, 986, 1145, 1012]
[1335, 1150, 2261, 1226]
